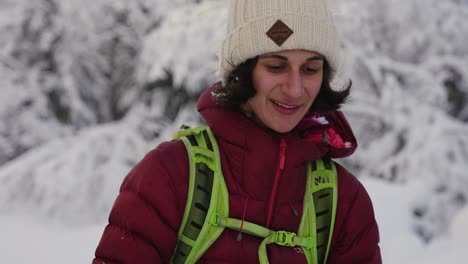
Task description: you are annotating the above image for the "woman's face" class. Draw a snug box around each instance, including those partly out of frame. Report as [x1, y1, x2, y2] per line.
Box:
[242, 49, 324, 133]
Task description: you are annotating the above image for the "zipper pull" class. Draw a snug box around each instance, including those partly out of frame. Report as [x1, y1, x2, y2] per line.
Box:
[290, 204, 299, 217]
[279, 138, 287, 170]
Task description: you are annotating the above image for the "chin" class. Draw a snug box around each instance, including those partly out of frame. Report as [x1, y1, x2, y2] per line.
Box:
[270, 124, 296, 134]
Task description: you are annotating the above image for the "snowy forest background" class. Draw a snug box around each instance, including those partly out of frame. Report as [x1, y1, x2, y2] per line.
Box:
[0, 0, 467, 263]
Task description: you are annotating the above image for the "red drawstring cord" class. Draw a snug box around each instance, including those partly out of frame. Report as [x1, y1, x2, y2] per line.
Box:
[237, 197, 249, 241]
[266, 138, 287, 228]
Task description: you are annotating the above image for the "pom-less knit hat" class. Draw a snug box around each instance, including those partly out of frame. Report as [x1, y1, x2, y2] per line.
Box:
[219, 0, 340, 84]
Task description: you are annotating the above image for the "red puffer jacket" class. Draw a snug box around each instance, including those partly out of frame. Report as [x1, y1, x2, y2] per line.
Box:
[93, 84, 381, 263]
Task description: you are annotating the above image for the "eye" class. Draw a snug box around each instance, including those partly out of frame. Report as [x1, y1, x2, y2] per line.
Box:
[302, 64, 322, 75]
[265, 64, 285, 72]
[304, 67, 319, 74]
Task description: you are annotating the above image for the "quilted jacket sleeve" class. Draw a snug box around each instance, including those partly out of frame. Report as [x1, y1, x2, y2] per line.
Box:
[92, 140, 189, 264]
[328, 164, 382, 264]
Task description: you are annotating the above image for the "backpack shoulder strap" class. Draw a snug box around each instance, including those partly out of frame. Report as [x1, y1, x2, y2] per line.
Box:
[171, 126, 229, 264]
[298, 158, 338, 264]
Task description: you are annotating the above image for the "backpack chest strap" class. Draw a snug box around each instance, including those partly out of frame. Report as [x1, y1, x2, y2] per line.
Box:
[212, 215, 314, 264]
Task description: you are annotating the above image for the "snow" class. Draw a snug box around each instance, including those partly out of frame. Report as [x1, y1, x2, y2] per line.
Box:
[139, 0, 226, 94]
[0, 0, 467, 263]
[0, 213, 102, 264]
[1, 177, 467, 263]
[365, 178, 468, 263]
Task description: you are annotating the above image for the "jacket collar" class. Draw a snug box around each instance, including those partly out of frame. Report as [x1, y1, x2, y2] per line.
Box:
[197, 83, 357, 162]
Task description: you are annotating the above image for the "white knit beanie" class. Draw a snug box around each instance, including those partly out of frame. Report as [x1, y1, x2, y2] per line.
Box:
[219, 0, 340, 84]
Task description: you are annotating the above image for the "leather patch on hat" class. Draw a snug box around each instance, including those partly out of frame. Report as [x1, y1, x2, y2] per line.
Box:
[266, 20, 294, 46]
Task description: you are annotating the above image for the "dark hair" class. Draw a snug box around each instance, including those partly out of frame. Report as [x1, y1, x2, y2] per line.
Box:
[212, 57, 351, 114]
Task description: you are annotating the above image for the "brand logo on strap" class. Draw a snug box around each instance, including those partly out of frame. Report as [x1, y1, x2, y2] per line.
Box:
[314, 175, 330, 185]
[266, 20, 294, 47]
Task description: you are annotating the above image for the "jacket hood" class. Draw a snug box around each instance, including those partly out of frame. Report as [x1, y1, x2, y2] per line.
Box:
[197, 83, 357, 160]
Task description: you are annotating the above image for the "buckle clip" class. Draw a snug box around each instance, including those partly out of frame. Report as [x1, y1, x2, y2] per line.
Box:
[275, 231, 296, 247]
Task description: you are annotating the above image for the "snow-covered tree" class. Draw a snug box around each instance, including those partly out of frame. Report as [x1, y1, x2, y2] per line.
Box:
[0, 0, 217, 224]
[336, 0, 468, 241]
[0, 0, 193, 164]
[0, 0, 467, 243]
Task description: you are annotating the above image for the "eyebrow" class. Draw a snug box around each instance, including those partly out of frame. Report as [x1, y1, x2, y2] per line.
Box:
[260, 54, 325, 62]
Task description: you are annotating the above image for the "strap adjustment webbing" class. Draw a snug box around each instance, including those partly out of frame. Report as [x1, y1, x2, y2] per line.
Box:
[213, 214, 314, 264]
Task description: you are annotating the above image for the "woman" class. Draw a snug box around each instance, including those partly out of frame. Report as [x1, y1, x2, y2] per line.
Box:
[93, 0, 381, 263]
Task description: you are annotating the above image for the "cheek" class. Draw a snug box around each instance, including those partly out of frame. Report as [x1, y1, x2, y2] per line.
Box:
[253, 77, 274, 96]
[312, 85, 321, 98]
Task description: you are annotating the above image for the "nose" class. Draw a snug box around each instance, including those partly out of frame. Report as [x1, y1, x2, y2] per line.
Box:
[283, 70, 303, 99]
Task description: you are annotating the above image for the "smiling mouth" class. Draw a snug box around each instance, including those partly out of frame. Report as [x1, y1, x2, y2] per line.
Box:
[271, 100, 300, 109]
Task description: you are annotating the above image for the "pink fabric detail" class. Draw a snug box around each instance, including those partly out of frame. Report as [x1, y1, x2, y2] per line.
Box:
[326, 127, 348, 149]
[299, 113, 351, 149]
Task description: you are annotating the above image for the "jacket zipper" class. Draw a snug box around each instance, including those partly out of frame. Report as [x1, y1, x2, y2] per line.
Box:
[266, 138, 287, 228]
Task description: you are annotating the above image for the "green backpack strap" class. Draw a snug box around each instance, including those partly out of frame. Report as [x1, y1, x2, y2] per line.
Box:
[171, 126, 229, 264]
[299, 158, 338, 264]
[171, 125, 338, 264]
[211, 158, 338, 264]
